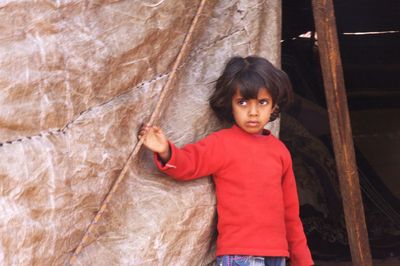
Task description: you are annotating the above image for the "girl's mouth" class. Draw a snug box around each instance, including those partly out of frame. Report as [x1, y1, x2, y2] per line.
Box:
[246, 121, 260, 127]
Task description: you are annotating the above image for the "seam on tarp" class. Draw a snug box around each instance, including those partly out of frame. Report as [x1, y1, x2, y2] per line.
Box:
[0, 71, 170, 148]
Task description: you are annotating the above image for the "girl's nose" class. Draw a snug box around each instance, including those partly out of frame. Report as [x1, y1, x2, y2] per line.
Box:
[248, 104, 258, 116]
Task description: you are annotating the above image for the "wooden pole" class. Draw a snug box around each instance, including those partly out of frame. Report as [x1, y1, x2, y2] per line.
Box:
[68, 0, 210, 264]
[311, 1, 373, 265]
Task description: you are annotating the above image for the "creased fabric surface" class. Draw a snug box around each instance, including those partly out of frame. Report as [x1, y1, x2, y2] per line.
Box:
[0, 0, 281, 265]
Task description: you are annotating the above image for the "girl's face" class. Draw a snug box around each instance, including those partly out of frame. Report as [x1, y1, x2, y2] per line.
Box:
[231, 88, 276, 135]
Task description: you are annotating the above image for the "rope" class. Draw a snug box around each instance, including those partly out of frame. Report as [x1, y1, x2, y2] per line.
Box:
[69, 0, 208, 264]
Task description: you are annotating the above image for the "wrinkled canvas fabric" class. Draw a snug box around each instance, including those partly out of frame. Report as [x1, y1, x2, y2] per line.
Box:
[0, 0, 281, 265]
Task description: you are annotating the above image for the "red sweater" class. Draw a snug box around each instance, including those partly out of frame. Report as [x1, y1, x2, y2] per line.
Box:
[154, 125, 314, 266]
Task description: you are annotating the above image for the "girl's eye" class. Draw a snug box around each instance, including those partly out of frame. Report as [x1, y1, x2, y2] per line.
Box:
[259, 99, 269, 105]
[238, 99, 247, 106]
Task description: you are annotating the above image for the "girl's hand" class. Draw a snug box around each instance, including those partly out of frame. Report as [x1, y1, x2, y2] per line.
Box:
[138, 124, 170, 162]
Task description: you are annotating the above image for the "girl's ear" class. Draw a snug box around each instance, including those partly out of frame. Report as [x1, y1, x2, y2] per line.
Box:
[269, 105, 280, 122]
[271, 104, 279, 113]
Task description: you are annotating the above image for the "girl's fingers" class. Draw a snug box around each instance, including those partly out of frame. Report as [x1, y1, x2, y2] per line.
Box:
[138, 127, 149, 139]
[137, 124, 163, 140]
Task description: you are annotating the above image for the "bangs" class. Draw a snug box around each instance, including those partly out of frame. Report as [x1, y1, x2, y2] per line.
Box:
[231, 71, 266, 99]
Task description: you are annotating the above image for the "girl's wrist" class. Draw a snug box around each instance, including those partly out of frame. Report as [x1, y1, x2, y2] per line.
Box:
[158, 144, 171, 163]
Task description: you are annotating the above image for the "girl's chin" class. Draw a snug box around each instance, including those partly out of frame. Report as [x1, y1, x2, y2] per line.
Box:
[242, 126, 263, 134]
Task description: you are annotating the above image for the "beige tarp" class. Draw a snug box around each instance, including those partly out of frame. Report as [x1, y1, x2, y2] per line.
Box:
[0, 0, 281, 265]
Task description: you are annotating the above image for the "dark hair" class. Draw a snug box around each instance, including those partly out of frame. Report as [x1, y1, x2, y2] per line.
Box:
[209, 56, 293, 123]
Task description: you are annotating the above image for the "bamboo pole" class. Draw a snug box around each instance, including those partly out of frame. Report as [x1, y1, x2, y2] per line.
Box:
[68, 0, 209, 264]
[311, 1, 373, 265]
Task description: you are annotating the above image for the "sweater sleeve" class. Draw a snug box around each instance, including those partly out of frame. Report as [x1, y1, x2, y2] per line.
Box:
[282, 155, 314, 266]
[153, 133, 224, 181]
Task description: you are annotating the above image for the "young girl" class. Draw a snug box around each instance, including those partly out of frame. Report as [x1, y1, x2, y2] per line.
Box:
[138, 56, 314, 266]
